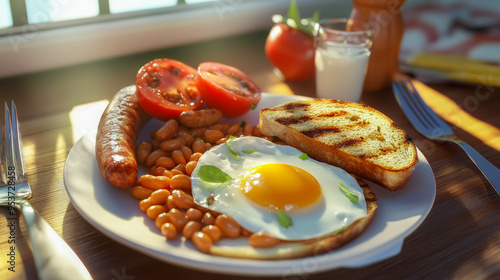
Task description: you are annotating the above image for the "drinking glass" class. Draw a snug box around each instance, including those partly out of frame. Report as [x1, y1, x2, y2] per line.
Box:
[314, 18, 373, 102]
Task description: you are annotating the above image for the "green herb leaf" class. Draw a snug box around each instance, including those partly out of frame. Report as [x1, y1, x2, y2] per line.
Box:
[311, 10, 320, 22]
[240, 120, 247, 128]
[287, 0, 301, 30]
[243, 149, 258, 154]
[250, 104, 257, 110]
[273, 0, 319, 37]
[336, 227, 345, 234]
[226, 136, 241, 159]
[196, 165, 233, 183]
[338, 182, 359, 203]
[299, 153, 309, 160]
[277, 209, 293, 228]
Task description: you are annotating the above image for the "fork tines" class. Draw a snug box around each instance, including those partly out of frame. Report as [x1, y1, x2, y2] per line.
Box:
[394, 81, 440, 128]
[3, 101, 26, 183]
[392, 80, 453, 139]
[0, 104, 5, 184]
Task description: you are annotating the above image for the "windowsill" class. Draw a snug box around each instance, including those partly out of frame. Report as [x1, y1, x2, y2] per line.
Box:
[0, 0, 349, 79]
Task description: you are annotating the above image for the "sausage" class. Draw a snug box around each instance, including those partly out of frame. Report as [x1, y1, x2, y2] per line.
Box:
[96, 86, 150, 188]
[178, 108, 223, 128]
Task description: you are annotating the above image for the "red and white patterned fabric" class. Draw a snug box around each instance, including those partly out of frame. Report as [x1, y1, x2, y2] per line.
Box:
[400, 0, 500, 64]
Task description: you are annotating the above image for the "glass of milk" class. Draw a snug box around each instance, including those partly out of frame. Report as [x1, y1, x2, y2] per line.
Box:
[314, 18, 373, 102]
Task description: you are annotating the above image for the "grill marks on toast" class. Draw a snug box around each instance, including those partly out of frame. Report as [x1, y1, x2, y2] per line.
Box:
[332, 138, 365, 149]
[301, 120, 369, 138]
[302, 127, 341, 137]
[262, 100, 407, 160]
[282, 102, 310, 111]
[275, 115, 312, 125]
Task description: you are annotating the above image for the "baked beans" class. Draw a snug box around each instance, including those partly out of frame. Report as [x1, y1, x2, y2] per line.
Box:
[201, 225, 221, 242]
[134, 118, 287, 254]
[171, 149, 186, 165]
[248, 232, 280, 248]
[139, 174, 170, 190]
[161, 222, 177, 239]
[166, 195, 175, 210]
[150, 189, 170, 204]
[136, 142, 152, 164]
[186, 208, 203, 221]
[146, 205, 167, 219]
[155, 119, 178, 141]
[145, 149, 168, 167]
[155, 212, 170, 229]
[192, 231, 212, 253]
[182, 221, 202, 239]
[170, 174, 191, 190]
[160, 138, 184, 152]
[192, 139, 207, 154]
[215, 214, 241, 238]
[171, 189, 194, 209]
[185, 161, 197, 176]
[202, 212, 216, 226]
[156, 157, 176, 169]
[204, 129, 224, 143]
[167, 208, 187, 230]
[139, 198, 153, 212]
[131, 186, 153, 199]
[177, 130, 195, 147]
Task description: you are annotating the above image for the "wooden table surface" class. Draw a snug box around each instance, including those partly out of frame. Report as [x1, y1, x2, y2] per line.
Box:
[1, 30, 499, 280]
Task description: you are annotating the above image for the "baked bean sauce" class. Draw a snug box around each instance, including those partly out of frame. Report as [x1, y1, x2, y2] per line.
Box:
[132, 119, 283, 253]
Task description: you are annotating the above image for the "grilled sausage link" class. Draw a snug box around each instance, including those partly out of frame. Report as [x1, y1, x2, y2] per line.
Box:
[178, 108, 223, 128]
[96, 86, 150, 188]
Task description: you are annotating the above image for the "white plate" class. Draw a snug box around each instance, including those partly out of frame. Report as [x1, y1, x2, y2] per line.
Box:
[63, 93, 436, 277]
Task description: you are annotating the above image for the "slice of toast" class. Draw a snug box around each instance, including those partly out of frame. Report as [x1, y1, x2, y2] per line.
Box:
[259, 99, 418, 190]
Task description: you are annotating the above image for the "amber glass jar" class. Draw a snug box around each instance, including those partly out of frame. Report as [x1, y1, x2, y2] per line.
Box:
[349, 0, 405, 91]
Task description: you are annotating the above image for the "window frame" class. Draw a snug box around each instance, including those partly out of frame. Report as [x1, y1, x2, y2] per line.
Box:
[0, 0, 347, 78]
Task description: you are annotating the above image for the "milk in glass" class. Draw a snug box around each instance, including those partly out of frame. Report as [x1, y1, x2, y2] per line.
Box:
[315, 43, 370, 102]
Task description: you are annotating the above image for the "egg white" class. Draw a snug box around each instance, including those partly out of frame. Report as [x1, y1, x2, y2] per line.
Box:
[190, 137, 367, 241]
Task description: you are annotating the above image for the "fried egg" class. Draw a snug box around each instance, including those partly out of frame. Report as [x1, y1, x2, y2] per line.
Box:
[190, 137, 367, 241]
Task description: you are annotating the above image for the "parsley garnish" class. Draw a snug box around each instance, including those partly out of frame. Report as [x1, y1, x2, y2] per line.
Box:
[277, 209, 293, 228]
[243, 149, 258, 154]
[299, 153, 309, 160]
[196, 165, 233, 183]
[338, 182, 359, 203]
[226, 136, 241, 159]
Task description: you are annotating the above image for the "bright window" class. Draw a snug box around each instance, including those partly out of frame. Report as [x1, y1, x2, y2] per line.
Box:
[25, 0, 100, 24]
[3, 0, 224, 30]
[109, 0, 177, 14]
[0, 0, 13, 28]
[185, 0, 216, 3]
[0, 0, 340, 79]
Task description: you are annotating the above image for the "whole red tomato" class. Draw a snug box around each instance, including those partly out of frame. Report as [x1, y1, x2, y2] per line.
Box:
[265, 22, 315, 82]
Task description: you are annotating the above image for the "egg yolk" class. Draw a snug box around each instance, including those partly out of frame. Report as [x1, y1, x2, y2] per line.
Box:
[239, 163, 322, 211]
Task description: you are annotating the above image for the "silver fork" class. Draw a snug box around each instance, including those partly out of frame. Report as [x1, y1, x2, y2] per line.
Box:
[1, 101, 92, 280]
[392, 80, 500, 196]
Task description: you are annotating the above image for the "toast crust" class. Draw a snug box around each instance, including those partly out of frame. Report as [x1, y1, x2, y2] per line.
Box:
[209, 178, 377, 259]
[259, 99, 418, 190]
